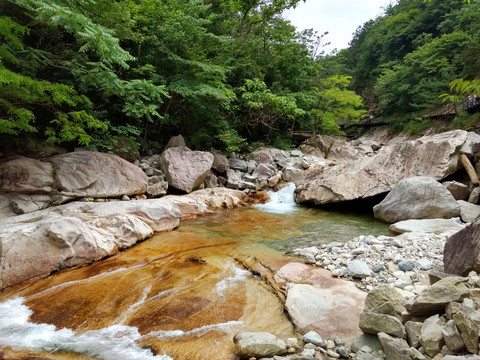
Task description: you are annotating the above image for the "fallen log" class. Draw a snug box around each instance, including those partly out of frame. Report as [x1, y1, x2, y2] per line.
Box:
[460, 154, 480, 185]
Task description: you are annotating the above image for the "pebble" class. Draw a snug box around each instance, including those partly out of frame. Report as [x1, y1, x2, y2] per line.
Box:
[398, 260, 415, 271]
[327, 349, 340, 358]
[291, 229, 457, 294]
[336, 346, 350, 358]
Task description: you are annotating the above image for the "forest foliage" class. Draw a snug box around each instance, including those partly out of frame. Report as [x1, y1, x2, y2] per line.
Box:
[0, 0, 479, 155]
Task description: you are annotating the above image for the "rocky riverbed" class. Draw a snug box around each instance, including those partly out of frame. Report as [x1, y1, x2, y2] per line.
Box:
[3, 129, 480, 360]
[234, 219, 480, 360]
[290, 226, 461, 296]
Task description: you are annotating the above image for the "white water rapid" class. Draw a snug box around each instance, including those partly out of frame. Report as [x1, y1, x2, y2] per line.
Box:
[0, 297, 172, 360]
[255, 182, 298, 214]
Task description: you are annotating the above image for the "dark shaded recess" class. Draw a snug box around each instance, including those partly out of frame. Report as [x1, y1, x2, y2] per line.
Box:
[301, 193, 387, 215]
[441, 168, 471, 185]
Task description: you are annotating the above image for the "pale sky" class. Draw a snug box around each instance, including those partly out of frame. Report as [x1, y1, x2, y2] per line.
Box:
[285, 0, 394, 54]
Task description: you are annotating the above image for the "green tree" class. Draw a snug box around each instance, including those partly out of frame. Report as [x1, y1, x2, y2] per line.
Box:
[310, 75, 367, 135]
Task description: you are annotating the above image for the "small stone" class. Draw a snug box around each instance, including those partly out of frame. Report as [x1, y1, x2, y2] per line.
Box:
[393, 254, 404, 263]
[394, 275, 412, 289]
[300, 348, 316, 357]
[352, 248, 368, 255]
[398, 261, 415, 271]
[334, 336, 345, 346]
[121, 195, 130, 201]
[417, 259, 433, 270]
[372, 264, 385, 273]
[336, 346, 349, 358]
[347, 260, 372, 279]
[303, 330, 325, 347]
[332, 268, 346, 277]
[326, 340, 336, 349]
[327, 349, 340, 358]
[286, 338, 299, 349]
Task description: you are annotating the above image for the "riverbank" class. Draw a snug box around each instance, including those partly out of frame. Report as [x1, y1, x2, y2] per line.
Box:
[290, 225, 461, 296]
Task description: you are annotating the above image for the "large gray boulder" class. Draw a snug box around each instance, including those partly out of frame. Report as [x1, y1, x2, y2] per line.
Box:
[233, 331, 287, 358]
[160, 146, 214, 193]
[0, 198, 182, 289]
[0, 152, 148, 218]
[373, 176, 461, 223]
[50, 151, 148, 198]
[296, 130, 480, 205]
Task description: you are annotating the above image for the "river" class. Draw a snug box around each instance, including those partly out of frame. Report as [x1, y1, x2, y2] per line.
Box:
[0, 186, 389, 360]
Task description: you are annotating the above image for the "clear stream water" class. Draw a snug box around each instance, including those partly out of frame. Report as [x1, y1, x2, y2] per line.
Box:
[0, 186, 390, 360]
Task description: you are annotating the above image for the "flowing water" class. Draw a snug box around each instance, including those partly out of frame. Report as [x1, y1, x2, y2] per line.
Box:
[0, 186, 390, 360]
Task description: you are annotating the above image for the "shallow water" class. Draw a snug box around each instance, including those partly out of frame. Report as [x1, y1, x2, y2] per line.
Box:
[0, 191, 390, 360]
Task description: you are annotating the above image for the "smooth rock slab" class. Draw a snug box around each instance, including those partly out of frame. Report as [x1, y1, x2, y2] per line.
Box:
[233, 331, 287, 358]
[389, 219, 465, 235]
[0, 188, 247, 289]
[285, 280, 366, 340]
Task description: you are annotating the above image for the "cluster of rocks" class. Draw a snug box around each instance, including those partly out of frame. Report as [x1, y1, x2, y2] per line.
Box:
[354, 273, 480, 360]
[135, 135, 336, 197]
[3, 129, 480, 221]
[232, 225, 480, 360]
[233, 329, 353, 360]
[290, 230, 451, 295]
[290, 168, 480, 295]
[232, 271, 480, 360]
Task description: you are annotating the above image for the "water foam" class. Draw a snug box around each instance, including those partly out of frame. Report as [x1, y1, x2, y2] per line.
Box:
[215, 266, 250, 296]
[255, 182, 298, 214]
[0, 297, 173, 360]
[144, 320, 243, 340]
[115, 286, 152, 325]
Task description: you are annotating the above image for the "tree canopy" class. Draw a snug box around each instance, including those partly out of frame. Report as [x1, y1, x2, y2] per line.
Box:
[2, 0, 479, 155]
